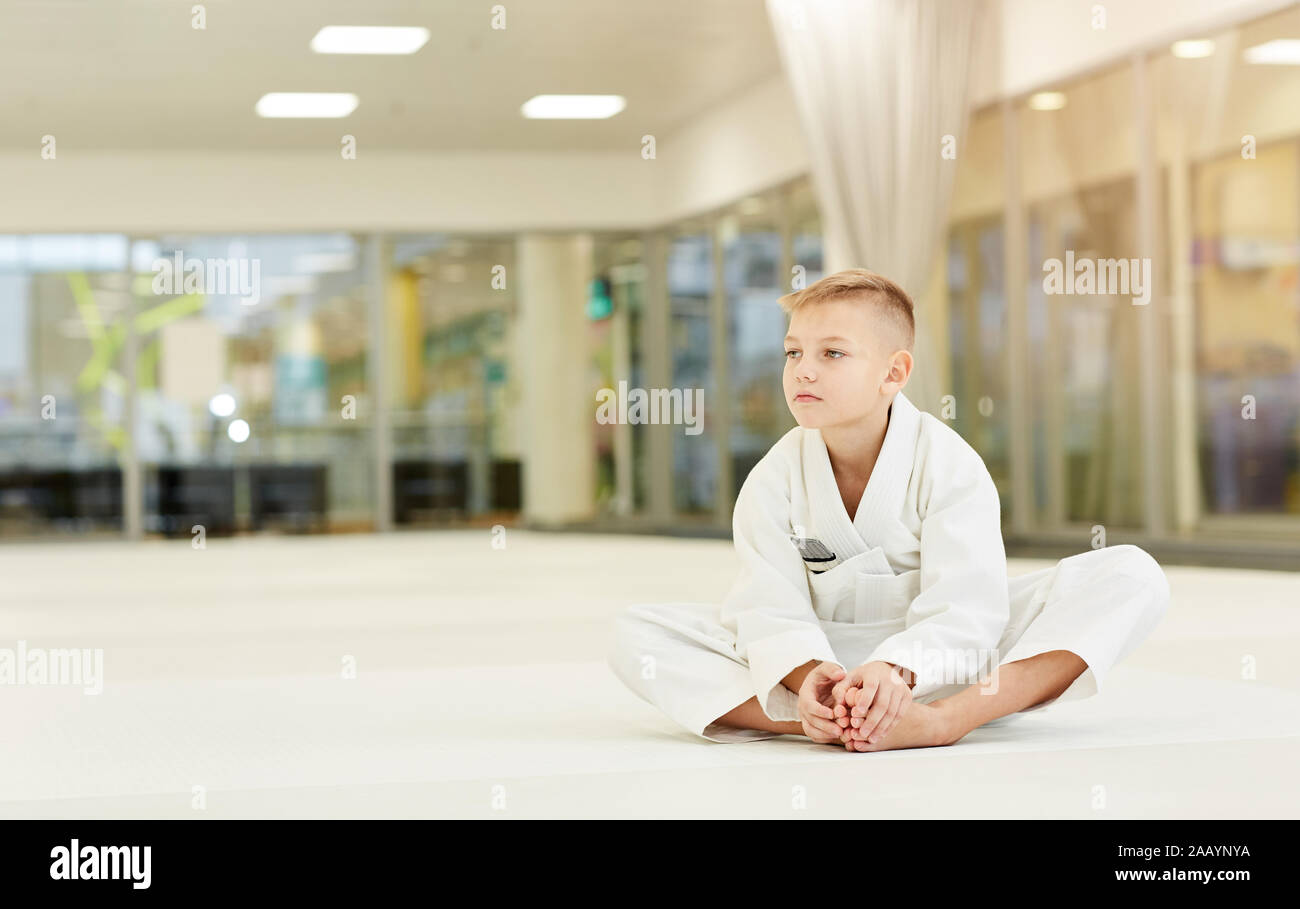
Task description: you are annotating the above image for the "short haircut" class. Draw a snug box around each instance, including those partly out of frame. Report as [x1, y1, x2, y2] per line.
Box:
[777, 268, 915, 353]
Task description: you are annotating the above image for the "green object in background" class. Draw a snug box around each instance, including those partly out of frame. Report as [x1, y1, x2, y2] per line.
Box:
[586, 277, 612, 320]
[274, 354, 328, 425]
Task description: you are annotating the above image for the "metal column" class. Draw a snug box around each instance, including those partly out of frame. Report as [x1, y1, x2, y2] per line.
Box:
[1133, 53, 1168, 538]
[366, 234, 393, 533]
[122, 237, 142, 540]
[1002, 100, 1034, 538]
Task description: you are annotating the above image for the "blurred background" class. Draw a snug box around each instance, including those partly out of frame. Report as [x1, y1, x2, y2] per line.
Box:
[0, 0, 1297, 568]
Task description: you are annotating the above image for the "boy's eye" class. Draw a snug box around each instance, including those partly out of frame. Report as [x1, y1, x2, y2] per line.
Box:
[826, 349, 845, 359]
[784, 349, 799, 359]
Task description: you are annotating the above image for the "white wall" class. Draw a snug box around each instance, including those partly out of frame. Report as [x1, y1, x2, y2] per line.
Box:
[652, 75, 811, 224]
[0, 151, 661, 234]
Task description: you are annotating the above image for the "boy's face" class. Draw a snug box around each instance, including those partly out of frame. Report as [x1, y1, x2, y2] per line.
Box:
[782, 297, 909, 430]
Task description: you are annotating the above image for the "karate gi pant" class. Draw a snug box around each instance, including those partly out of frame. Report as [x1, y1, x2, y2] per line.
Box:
[607, 544, 1170, 743]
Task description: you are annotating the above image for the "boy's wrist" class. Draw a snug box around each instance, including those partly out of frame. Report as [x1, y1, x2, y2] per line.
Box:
[782, 659, 821, 693]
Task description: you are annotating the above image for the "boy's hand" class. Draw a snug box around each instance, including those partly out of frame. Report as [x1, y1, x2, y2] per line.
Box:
[796, 662, 847, 744]
[832, 660, 913, 747]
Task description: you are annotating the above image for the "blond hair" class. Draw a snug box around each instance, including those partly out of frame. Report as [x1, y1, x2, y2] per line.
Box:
[777, 268, 915, 353]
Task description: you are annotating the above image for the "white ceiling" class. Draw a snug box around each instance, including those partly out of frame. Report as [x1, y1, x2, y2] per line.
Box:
[0, 0, 783, 151]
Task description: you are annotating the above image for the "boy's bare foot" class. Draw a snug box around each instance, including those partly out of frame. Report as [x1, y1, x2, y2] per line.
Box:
[844, 700, 960, 752]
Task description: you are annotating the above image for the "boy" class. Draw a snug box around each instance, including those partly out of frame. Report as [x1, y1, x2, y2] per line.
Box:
[608, 268, 1170, 750]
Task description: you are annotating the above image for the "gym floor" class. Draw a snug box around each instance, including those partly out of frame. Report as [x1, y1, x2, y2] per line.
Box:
[3, 530, 1297, 818]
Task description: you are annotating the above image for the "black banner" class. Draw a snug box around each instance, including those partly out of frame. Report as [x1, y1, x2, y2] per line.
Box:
[0, 820, 1283, 894]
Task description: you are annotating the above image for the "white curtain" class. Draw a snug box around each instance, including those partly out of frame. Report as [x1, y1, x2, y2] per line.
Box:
[766, 0, 979, 414]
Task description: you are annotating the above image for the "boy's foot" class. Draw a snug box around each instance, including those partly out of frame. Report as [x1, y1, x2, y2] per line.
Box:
[845, 700, 959, 752]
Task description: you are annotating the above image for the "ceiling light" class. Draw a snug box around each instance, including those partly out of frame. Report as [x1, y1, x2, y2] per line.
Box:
[1172, 39, 1215, 58]
[208, 393, 237, 418]
[521, 95, 626, 119]
[1028, 91, 1067, 111]
[310, 26, 430, 55]
[1244, 39, 1300, 64]
[255, 93, 359, 118]
[227, 419, 251, 443]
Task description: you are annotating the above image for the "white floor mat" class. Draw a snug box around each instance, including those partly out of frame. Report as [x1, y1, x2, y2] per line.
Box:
[4, 660, 1299, 805]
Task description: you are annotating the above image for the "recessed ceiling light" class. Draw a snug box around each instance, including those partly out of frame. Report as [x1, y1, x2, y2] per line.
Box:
[1172, 39, 1215, 58]
[1244, 39, 1300, 64]
[255, 93, 359, 118]
[1028, 91, 1067, 111]
[521, 94, 626, 119]
[310, 26, 430, 55]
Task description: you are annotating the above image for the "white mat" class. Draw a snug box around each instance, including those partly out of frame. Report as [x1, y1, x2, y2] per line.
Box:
[4, 660, 1299, 804]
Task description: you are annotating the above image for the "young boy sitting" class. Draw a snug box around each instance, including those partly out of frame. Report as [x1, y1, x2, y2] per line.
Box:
[608, 268, 1170, 750]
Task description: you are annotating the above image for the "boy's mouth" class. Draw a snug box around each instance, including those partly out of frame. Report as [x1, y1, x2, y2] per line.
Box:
[794, 392, 822, 402]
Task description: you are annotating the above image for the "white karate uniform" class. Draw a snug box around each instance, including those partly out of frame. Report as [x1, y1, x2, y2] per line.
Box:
[607, 390, 1171, 743]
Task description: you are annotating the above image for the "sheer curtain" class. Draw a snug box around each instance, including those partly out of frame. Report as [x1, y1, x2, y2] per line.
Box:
[766, 0, 979, 414]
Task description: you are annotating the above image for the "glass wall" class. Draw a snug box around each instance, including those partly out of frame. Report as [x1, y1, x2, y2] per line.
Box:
[658, 176, 824, 520]
[789, 178, 825, 287]
[722, 195, 787, 499]
[1019, 63, 1145, 533]
[137, 233, 372, 535]
[667, 225, 715, 516]
[1026, 178, 1145, 530]
[590, 236, 646, 517]
[1152, 5, 1300, 528]
[0, 176, 899, 541]
[936, 2, 1300, 547]
[946, 217, 1010, 520]
[946, 104, 1010, 521]
[1189, 144, 1298, 516]
[387, 235, 518, 527]
[0, 236, 129, 537]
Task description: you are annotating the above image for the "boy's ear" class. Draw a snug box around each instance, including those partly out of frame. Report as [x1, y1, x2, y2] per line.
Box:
[886, 349, 913, 387]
